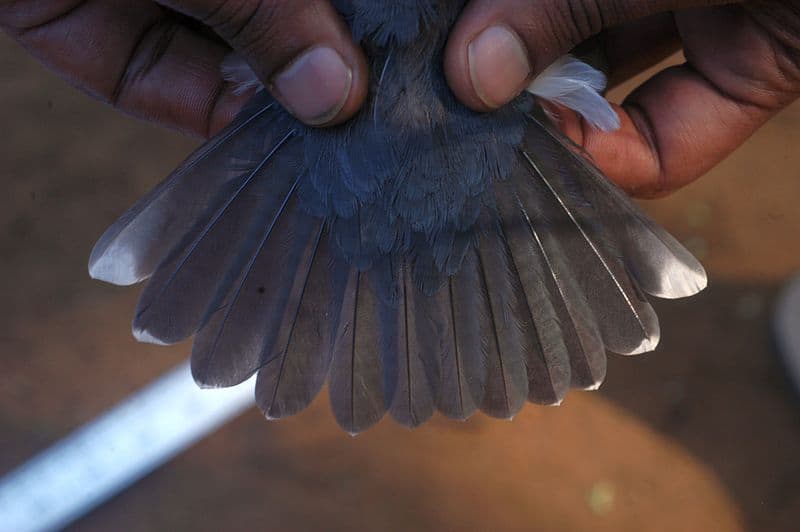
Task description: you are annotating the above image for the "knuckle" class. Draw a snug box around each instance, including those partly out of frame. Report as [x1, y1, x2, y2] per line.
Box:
[0, 0, 83, 31]
[728, 6, 800, 108]
[202, 0, 266, 40]
[760, 10, 800, 84]
[556, 0, 619, 45]
[110, 21, 179, 105]
[203, 0, 309, 57]
[766, 40, 800, 104]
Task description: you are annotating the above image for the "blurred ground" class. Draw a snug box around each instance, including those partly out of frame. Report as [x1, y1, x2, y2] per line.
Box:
[2, 34, 800, 532]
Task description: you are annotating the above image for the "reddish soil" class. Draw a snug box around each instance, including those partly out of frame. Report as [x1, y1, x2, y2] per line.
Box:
[2, 35, 800, 531]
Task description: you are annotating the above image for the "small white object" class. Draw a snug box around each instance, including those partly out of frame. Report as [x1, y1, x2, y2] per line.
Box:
[0, 362, 255, 532]
[132, 326, 170, 346]
[88, 245, 141, 286]
[527, 55, 621, 132]
[221, 55, 263, 95]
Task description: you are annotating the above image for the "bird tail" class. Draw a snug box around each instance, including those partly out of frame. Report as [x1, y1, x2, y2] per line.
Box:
[89, 96, 705, 433]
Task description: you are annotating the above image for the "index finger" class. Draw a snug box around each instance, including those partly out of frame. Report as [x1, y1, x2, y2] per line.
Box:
[0, 0, 250, 136]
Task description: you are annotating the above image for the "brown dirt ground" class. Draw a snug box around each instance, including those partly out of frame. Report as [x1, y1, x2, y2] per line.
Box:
[2, 34, 800, 531]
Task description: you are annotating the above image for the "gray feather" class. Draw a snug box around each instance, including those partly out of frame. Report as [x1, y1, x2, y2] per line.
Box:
[133, 131, 296, 345]
[493, 180, 572, 404]
[388, 268, 441, 428]
[328, 269, 391, 434]
[474, 210, 529, 419]
[507, 177, 606, 390]
[255, 230, 341, 419]
[520, 141, 660, 355]
[526, 113, 707, 299]
[439, 251, 491, 419]
[190, 190, 321, 387]
[88, 94, 277, 286]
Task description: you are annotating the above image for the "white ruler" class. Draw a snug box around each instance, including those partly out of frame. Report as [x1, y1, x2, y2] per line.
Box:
[775, 273, 800, 392]
[0, 362, 255, 532]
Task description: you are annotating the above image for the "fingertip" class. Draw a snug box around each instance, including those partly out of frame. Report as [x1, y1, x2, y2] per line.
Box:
[317, 43, 369, 126]
[445, 4, 533, 112]
[265, 34, 369, 126]
[444, 18, 494, 112]
[202, 0, 369, 128]
[271, 1, 368, 127]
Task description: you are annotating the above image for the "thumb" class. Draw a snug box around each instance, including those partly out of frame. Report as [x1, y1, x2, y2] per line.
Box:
[443, 0, 729, 111]
[156, 0, 368, 126]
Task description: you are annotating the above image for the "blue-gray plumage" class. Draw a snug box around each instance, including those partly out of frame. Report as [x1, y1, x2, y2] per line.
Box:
[88, 0, 707, 433]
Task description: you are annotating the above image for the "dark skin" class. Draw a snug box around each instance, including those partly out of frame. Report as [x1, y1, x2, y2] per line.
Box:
[2, 1, 799, 198]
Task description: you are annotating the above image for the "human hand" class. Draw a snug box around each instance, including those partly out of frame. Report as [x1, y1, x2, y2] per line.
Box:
[4, 2, 798, 199]
[443, 1, 800, 197]
[0, 0, 369, 135]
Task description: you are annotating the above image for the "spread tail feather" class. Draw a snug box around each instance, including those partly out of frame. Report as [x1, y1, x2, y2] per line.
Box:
[525, 112, 707, 299]
[472, 211, 530, 418]
[89, 96, 705, 432]
[255, 232, 341, 420]
[88, 93, 278, 286]
[518, 144, 661, 356]
[132, 131, 298, 345]
[387, 268, 441, 428]
[190, 190, 318, 387]
[328, 269, 391, 434]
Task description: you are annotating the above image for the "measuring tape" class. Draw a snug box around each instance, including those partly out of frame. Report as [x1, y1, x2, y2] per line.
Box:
[0, 362, 255, 532]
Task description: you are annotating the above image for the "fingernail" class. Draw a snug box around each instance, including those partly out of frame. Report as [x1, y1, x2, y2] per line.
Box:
[468, 25, 531, 109]
[272, 46, 352, 125]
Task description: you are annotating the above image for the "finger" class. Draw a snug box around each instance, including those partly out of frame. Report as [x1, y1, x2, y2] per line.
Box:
[556, 5, 799, 198]
[566, 14, 680, 92]
[156, 0, 368, 126]
[601, 13, 681, 88]
[1, 0, 249, 137]
[444, 0, 729, 111]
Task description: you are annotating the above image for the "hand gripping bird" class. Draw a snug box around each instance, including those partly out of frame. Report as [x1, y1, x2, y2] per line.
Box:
[88, 0, 707, 434]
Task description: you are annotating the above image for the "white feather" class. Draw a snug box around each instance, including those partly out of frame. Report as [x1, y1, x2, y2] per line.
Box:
[132, 326, 169, 346]
[221, 55, 263, 95]
[527, 55, 621, 132]
[88, 246, 141, 286]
